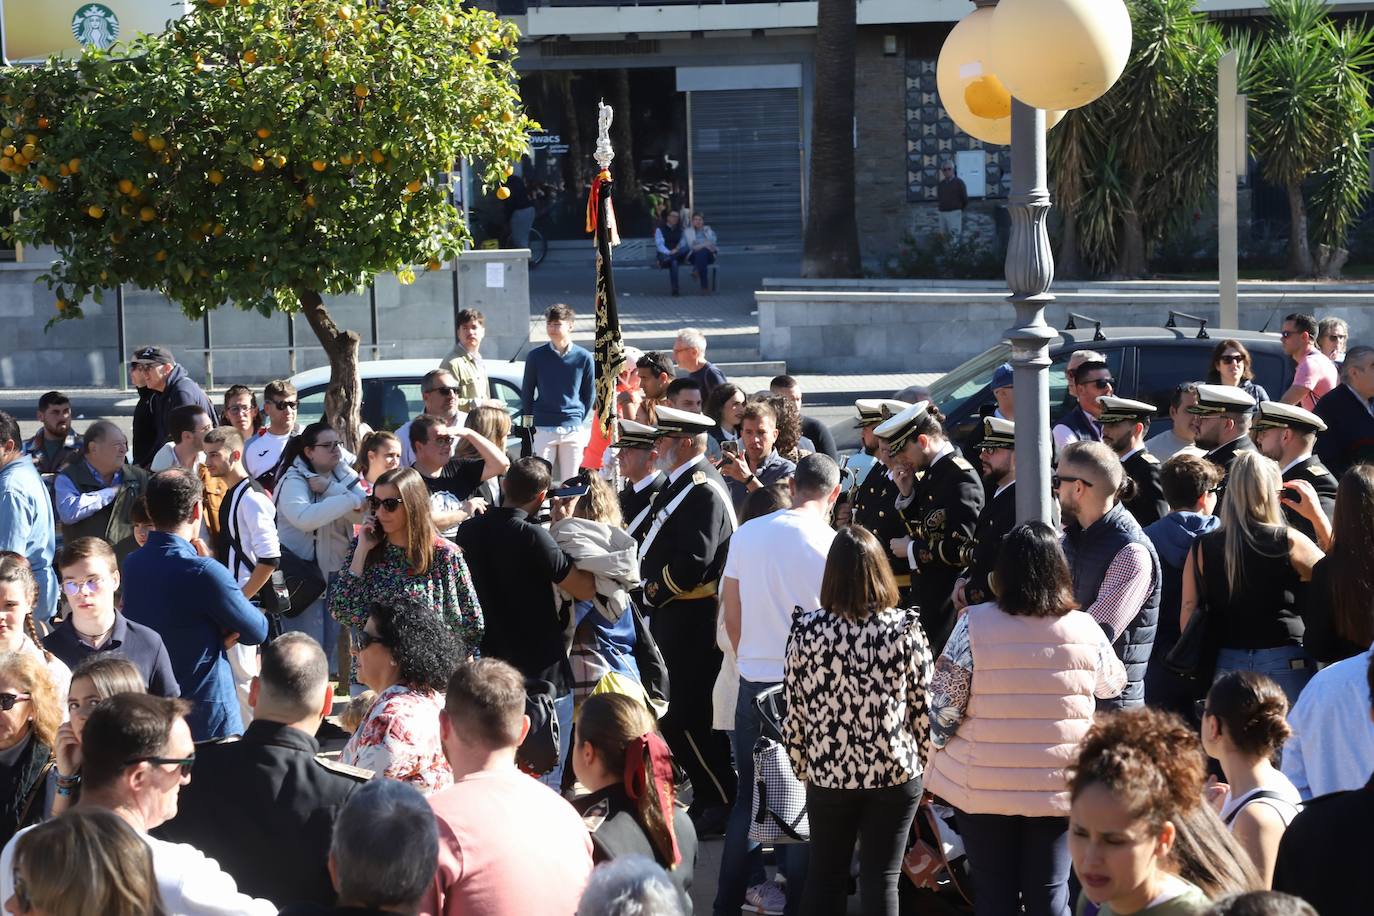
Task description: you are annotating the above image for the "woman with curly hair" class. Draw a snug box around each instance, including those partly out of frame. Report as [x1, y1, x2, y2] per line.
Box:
[0, 652, 60, 843]
[1201, 672, 1302, 887]
[11, 808, 166, 916]
[1068, 707, 1214, 915]
[340, 598, 462, 794]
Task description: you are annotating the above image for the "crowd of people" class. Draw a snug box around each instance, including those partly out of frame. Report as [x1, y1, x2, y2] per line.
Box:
[0, 308, 1367, 916]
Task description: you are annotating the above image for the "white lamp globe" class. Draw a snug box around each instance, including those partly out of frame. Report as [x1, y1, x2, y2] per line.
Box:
[990, 0, 1133, 111]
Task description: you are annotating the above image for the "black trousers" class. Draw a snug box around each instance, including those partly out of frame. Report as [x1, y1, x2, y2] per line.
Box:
[650, 597, 737, 810]
[802, 777, 923, 916]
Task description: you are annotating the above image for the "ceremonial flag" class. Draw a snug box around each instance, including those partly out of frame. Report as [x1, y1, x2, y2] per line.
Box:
[588, 102, 625, 440]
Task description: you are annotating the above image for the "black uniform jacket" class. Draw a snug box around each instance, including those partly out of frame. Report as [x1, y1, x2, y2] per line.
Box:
[900, 450, 984, 652]
[1205, 435, 1255, 499]
[640, 458, 734, 611]
[962, 480, 1016, 608]
[852, 462, 915, 585]
[1281, 454, 1338, 544]
[156, 719, 368, 908]
[620, 471, 667, 544]
[1122, 449, 1168, 528]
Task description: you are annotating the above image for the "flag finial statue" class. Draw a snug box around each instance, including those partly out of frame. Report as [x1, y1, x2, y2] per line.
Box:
[589, 101, 625, 439]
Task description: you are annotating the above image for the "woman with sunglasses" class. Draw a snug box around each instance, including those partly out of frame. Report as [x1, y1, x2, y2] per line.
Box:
[328, 467, 483, 657]
[0, 652, 60, 843]
[339, 599, 460, 794]
[1207, 340, 1271, 404]
[275, 421, 369, 677]
[9, 808, 167, 916]
[0, 558, 69, 707]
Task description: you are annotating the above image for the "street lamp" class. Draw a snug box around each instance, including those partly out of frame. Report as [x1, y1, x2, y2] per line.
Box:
[937, 0, 1131, 524]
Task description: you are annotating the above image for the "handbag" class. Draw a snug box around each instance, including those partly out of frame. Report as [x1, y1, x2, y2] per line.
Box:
[1164, 541, 1215, 682]
[747, 685, 809, 845]
[902, 796, 975, 908]
[516, 678, 561, 777]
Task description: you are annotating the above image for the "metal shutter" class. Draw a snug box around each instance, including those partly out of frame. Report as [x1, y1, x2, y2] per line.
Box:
[688, 88, 803, 248]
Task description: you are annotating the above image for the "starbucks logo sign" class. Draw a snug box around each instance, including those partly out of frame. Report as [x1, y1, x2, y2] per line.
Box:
[71, 4, 119, 50]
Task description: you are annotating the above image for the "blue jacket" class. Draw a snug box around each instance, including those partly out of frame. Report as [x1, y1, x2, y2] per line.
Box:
[0, 457, 57, 622]
[122, 531, 268, 740]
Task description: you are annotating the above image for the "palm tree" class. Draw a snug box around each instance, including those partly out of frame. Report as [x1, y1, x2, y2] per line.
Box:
[801, 0, 861, 278]
[1247, 0, 1374, 277]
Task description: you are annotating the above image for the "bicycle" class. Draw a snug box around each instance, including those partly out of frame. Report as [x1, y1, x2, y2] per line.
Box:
[471, 209, 548, 269]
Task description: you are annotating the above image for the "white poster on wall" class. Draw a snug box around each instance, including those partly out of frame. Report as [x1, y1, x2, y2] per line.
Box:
[955, 149, 988, 198]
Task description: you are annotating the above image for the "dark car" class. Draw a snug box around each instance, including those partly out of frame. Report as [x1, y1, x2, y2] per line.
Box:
[929, 325, 1293, 450]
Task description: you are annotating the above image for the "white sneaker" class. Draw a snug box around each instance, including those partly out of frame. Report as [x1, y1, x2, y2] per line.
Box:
[742, 881, 786, 915]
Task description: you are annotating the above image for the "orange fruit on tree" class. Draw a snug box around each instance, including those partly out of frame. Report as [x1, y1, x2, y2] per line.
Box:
[495, 186, 510, 200]
[208, 169, 224, 185]
[55, 298, 67, 312]
[337, 4, 353, 19]
[257, 127, 271, 139]
[87, 204, 104, 218]
[139, 206, 157, 222]
[406, 178, 421, 193]
[36, 117, 49, 129]
[242, 50, 257, 64]
[272, 154, 287, 168]
[148, 136, 167, 152]
[213, 224, 225, 236]
[339, 153, 354, 166]
[370, 149, 384, 164]
[251, 157, 265, 172]
[154, 249, 168, 262]
[469, 41, 486, 56]
[501, 111, 515, 124]
[57, 164, 69, 177]
[354, 84, 369, 98]
[67, 158, 79, 173]
[311, 159, 326, 172]
[20, 144, 36, 158]
[304, 193, 317, 208]
[37, 175, 56, 192]
[2, 145, 14, 158]
[426, 259, 441, 271]
[118, 178, 135, 194]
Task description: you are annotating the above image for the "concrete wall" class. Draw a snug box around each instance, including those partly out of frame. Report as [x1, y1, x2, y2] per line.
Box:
[0, 250, 530, 390]
[757, 280, 1374, 373]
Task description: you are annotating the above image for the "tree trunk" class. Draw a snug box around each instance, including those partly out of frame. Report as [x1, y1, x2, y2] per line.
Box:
[296, 288, 362, 451]
[800, 0, 861, 279]
[1285, 181, 1314, 277]
[610, 69, 641, 206]
[1114, 184, 1149, 278]
[1314, 243, 1349, 279]
[1057, 209, 1086, 279]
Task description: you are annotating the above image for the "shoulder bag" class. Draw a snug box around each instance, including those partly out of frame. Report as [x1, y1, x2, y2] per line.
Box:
[1164, 541, 1216, 683]
[747, 684, 809, 845]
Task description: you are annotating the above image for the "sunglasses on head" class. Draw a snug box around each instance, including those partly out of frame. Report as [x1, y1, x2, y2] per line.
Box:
[0, 693, 30, 712]
[1051, 474, 1093, 489]
[426, 386, 459, 396]
[1082, 378, 1114, 390]
[271, 400, 298, 410]
[367, 496, 403, 512]
[356, 630, 389, 651]
[125, 754, 195, 777]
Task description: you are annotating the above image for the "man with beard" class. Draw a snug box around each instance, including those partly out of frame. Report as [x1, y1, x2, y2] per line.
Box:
[631, 351, 674, 425]
[876, 401, 984, 655]
[1057, 441, 1161, 710]
[1188, 383, 1257, 499]
[1251, 401, 1338, 544]
[847, 398, 917, 603]
[1097, 396, 1169, 527]
[23, 391, 82, 481]
[953, 416, 1017, 611]
[638, 406, 737, 837]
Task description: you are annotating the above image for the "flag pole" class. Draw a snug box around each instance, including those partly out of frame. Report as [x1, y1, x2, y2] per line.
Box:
[589, 100, 625, 441]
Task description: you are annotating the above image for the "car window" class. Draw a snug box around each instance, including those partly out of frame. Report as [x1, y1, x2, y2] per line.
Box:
[297, 387, 327, 428]
[1134, 346, 1211, 433]
[377, 380, 423, 432]
[490, 377, 523, 419]
[929, 344, 1014, 418]
[1249, 349, 1292, 399]
[1047, 347, 1125, 423]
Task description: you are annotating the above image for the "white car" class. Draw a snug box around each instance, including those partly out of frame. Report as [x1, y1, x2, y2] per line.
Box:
[289, 357, 527, 433]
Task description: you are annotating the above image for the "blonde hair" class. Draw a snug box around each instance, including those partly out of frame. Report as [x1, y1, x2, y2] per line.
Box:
[15, 809, 167, 916]
[368, 468, 438, 576]
[1219, 452, 1287, 595]
[0, 651, 61, 748]
[340, 690, 376, 734]
[573, 475, 623, 528]
[461, 407, 512, 461]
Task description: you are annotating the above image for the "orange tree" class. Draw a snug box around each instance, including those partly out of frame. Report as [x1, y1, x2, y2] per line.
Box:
[0, 0, 533, 446]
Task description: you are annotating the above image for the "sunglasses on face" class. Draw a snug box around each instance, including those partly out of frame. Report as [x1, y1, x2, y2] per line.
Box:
[271, 400, 298, 410]
[356, 630, 389, 651]
[0, 693, 30, 712]
[1081, 378, 1114, 391]
[431, 435, 453, 446]
[126, 755, 196, 777]
[426, 386, 459, 396]
[61, 576, 106, 597]
[1218, 354, 1245, 364]
[367, 496, 403, 512]
[1051, 474, 1093, 489]
[1279, 330, 1299, 339]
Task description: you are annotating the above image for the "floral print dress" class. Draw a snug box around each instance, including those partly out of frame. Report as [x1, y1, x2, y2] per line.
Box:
[327, 537, 484, 654]
[340, 684, 452, 795]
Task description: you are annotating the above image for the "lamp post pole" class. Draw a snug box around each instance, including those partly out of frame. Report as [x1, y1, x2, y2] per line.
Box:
[1005, 98, 1056, 525]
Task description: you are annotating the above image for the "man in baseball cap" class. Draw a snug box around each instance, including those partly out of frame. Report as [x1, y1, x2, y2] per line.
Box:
[129, 345, 217, 469]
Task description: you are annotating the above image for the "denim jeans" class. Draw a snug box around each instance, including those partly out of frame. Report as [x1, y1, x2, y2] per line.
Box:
[283, 597, 341, 678]
[539, 691, 575, 792]
[714, 677, 809, 916]
[955, 811, 1070, 916]
[1215, 645, 1314, 709]
[688, 247, 715, 289]
[658, 251, 687, 293]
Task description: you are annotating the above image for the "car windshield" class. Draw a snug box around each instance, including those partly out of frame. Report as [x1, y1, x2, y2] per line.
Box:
[928, 343, 1013, 417]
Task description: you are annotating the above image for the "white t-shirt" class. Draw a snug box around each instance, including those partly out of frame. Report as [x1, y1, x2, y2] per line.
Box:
[1, 824, 275, 916]
[223, 481, 280, 588]
[149, 442, 204, 473]
[723, 507, 837, 682]
[243, 430, 293, 480]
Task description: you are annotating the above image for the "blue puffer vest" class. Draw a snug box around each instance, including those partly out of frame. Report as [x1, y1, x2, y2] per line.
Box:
[1057, 405, 1102, 443]
[1062, 502, 1161, 709]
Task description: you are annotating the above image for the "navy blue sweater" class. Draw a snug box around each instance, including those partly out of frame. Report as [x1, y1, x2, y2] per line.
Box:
[521, 343, 595, 427]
